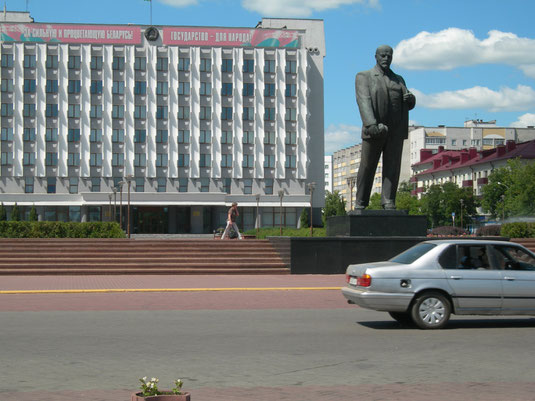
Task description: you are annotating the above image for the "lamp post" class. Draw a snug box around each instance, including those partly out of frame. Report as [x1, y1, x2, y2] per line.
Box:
[118, 181, 125, 231]
[255, 193, 260, 237]
[346, 177, 356, 211]
[501, 194, 505, 223]
[108, 193, 112, 222]
[308, 182, 316, 237]
[124, 175, 134, 238]
[460, 198, 464, 230]
[278, 189, 284, 236]
[112, 187, 117, 222]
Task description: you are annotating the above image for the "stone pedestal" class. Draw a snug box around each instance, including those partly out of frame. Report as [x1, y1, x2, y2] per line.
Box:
[326, 210, 428, 237]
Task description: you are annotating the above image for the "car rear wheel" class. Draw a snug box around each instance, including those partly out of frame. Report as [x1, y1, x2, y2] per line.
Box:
[388, 311, 413, 326]
[410, 292, 451, 330]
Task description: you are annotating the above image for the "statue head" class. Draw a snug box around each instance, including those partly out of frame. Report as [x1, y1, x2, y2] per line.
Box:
[375, 45, 393, 72]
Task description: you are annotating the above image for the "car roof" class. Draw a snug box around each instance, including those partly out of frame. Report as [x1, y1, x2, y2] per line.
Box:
[423, 239, 514, 246]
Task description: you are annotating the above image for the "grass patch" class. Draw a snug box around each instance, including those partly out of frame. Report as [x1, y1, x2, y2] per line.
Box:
[243, 227, 326, 239]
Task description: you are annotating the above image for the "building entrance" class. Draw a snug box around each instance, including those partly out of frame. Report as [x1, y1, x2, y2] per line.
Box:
[133, 207, 169, 234]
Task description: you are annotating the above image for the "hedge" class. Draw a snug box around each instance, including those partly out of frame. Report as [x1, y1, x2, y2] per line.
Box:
[501, 222, 535, 238]
[428, 226, 468, 236]
[0, 221, 125, 238]
[475, 224, 502, 237]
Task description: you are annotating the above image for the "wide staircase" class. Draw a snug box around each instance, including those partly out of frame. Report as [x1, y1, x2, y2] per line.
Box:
[0, 238, 290, 275]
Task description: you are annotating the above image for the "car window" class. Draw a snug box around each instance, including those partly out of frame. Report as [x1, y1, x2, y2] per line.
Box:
[495, 245, 535, 271]
[439, 245, 492, 270]
[390, 243, 436, 264]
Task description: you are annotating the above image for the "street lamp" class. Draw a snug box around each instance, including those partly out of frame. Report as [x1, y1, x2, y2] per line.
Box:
[346, 177, 356, 211]
[460, 199, 464, 229]
[112, 187, 117, 222]
[108, 193, 113, 222]
[255, 193, 260, 237]
[308, 182, 316, 237]
[125, 175, 134, 238]
[117, 181, 125, 231]
[278, 189, 284, 236]
[501, 194, 506, 223]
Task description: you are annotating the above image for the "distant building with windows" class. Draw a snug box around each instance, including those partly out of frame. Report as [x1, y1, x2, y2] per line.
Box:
[324, 155, 332, 193]
[0, 12, 325, 233]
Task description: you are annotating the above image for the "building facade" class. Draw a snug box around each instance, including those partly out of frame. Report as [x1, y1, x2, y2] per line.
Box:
[0, 13, 325, 233]
[324, 155, 332, 193]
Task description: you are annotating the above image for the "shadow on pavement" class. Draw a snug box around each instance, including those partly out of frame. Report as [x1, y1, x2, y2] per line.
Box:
[358, 317, 535, 330]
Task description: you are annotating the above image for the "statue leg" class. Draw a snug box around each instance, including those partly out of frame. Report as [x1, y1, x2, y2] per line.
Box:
[381, 129, 405, 207]
[356, 138, 383, 207]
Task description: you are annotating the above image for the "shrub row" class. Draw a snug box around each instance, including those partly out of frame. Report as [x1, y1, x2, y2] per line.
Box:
[501, 222, 535, 238]
[0, 221, 125, 238]
[428, 226, 468, 236]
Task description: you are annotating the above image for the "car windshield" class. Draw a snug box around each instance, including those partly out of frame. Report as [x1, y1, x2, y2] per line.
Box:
[390, 243, 437, 264]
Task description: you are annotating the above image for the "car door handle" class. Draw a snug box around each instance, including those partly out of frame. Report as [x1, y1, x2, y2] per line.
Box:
[503, 276, 516, 281]
[450, 275, 463, 280]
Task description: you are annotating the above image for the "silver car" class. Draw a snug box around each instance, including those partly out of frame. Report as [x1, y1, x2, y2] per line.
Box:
[342, 239, 535, 329]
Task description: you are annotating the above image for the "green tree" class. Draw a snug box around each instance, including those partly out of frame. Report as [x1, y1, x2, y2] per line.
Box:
[29, 205, 38, 222]
[322, 190, 346, 224]
[367, 193, 382, 210]
[395, 181, 421, 215]
[0, 203, 6, 221]
[299, 207, 309, 228]
[480, 166, 510, 218]
[11, 203, 21, 221]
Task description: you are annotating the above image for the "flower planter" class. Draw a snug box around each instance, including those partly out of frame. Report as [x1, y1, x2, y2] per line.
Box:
[131, 392, 191, 401]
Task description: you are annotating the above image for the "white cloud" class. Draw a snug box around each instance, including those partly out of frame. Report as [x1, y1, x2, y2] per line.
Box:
[159, 0, 199, 7]
[511, 113, 535, 127]
[325, 124, 361, 154]
[241, 0, 379, 18]
[394, 28, 535, 77]
[411, 85, 535, 112]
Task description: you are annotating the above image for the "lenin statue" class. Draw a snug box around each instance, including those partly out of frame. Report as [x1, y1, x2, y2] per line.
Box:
[355, 45, 416, 209]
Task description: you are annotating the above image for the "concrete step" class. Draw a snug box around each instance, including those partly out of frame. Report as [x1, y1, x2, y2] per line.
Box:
[0, 267, 290, 275]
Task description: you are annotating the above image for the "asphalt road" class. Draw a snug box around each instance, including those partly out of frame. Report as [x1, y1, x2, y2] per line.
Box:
[1, 276, 535, 400]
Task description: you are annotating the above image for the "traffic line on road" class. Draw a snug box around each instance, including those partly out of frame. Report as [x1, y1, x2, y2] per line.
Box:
[0, 287, 343, 295]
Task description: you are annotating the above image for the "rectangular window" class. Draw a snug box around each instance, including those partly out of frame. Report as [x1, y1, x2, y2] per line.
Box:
[1, 103, 13, 117]
[112, 81, 125, 95]
[90, 129, 102, 142]
[1, 79, 13, 92]
[134, 129, 146, 143]
[178, 82, 190, 95]
[221, 107, 233, 120]
[285, 108, 297, 121]
[91, 178, 100, 192]
[243, 59, 254, 73]
[242, 107, 254, 121]
[221, 82, 233, 96]
[112, 105, 124, 119]
[156, 57, 168, 71]
[47, 177, 56, 194]
[200, 178, 210, 192]
[90, 153, 103, 167]
[90, 80, 102, 94]
[264, 83, 275, 97]
[23, 128, 36, 141]
[68, 80, 81, 94]
[285, 154, 296, 168]
[179, 178, 188, 192]
[200, 58, 211, 72]
[264, 59, 275, 73]
[68, 55, 81, 69]
[221, 58, 233, 72]
[285, 83, 297, 97]
[242, 154, 254, 168]
[223, 178, 231, 194]
[156, 105, 167, 119]
[199, 154, 211, 168]
[178, 106, 190, 120]
[68, 104, 81, 118]
[200, 130, 211, 144]
[112, 56, 125, 70]
[264, 131, 276, 145]
[45, 152, 58, 166]
[1, 127, 13, 141]
[23, 79, 36, 93]
[178, 57, 190, 71]
[69, 178, 79, 194]
[46, 55, 59, 69]
[134, 57, 146, 71]
[134, 153, 146, 167]
[242, 131, 254, 144]
[156, 81, 168, 95]
[178, 153, 190, 167]
[221, 154, 232, 168]
[200, 106, 211, 120]
[67, 152, 80, 166]
[156, 130, 168, 143]
[24, 54, 36, 68]
[178, 130, 190, 143]
[90, 105, 103, 118]
[68, 129, 80, 142]
[112, 153, 124, 167]
[90, 55, 103, 70]
[285, 131, 297, 145]
[243, 178, 253, 194]
[1, 151, 13, 165]
[157, 178, 167, 192]
[200, 82, 211, 96]
[135, 177, 144, 192]
[134, 81, 147, 95]
[156, 154, 168, 168]
[45, 79, 59, 93]
[23, 103, 36, 117]
[264, 154, 275, 168]
[264, 107, 275, 121]
[265, 178, 274, 195]
[45, 128, 58, 142]
[1, 54, 14, 68]
[221, 131, 233, 144]
[286, 60, 297, 74]
[25, 177, 34, 194]
[112, 129, 124, 143]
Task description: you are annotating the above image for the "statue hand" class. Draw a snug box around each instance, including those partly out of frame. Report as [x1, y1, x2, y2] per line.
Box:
[377, 123, 388, 134]
[403, 92, 414, 102]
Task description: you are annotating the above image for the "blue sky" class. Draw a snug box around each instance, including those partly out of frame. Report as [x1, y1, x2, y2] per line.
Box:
[6, 0, 535, 154]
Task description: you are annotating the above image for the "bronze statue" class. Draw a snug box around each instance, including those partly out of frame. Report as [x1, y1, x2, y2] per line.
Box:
[355, 45, 416, 209]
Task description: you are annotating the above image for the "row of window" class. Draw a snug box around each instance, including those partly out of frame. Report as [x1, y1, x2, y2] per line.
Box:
[1, 53, 298, 74]
[1, 151, 297, 169]
[1, 127, 298, 145]
[19, 176, 279, 195]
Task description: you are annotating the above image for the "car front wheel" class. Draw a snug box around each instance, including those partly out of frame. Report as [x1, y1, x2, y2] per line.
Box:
[410, 292, 451, 330]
